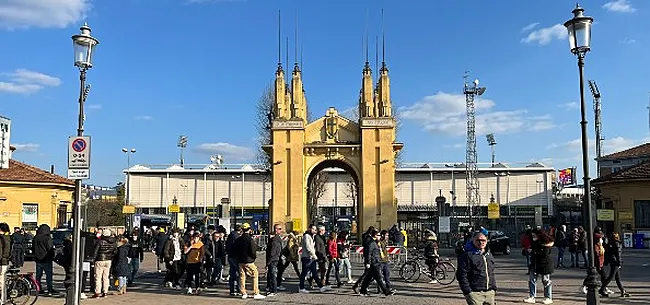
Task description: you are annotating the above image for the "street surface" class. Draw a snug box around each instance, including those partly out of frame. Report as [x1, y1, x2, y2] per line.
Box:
[24, 248, 649, 305]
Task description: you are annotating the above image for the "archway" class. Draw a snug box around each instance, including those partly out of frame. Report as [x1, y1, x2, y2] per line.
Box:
[306, 159, 360, 235]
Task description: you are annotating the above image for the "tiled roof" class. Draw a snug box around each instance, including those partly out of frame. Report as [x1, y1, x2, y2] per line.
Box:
[0, 159, 74, 186]
[593, 161, 650, 184]
[599, 143, 650, 160]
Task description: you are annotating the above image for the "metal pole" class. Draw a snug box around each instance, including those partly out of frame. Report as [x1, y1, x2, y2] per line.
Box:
[577, 53, 600, 305]
[71, 68, 86, 305]
[241, 173, 245, 219]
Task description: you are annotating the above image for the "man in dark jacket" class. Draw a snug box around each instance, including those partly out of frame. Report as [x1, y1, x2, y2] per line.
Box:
[226, 225, 241, 296]
[33, 224, 56, 295]
[1, 223, 12, 305]
[10, 227, 26, 268]
[314, 226, 327, 286]
[359, 229, 393, 296]
[127, 232, 144, 286]
[92, 230, 116, 298]
[265, 224, 283, 296]
[555, 225, 568, 269]
[457, 232, 497, 305]
[154, 229, 168, 273]
[232, 223, 265, 299]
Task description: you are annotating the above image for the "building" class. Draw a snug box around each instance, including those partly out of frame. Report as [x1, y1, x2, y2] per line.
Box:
[594, 142, 650, 237]
[0, 116, 10, 169]
[0, 159, 74, 231]
[126, 161, 554, 233]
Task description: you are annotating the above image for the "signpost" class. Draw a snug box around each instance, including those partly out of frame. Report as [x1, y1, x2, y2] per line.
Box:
[68, 136, 91, 179]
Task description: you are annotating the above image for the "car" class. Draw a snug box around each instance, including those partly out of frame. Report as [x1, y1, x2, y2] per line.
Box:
[488, 230, 511, 255]
[23, 233, 35, 260]
[52, 228, 73, 249]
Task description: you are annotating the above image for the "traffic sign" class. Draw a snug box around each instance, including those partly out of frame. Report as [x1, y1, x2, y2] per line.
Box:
[67, 169, 90, 180]
[487, 202, 500, 219]
[122, 205, 136, 214]
[68, 136, 91, 169]
[168, 204, 180, 213]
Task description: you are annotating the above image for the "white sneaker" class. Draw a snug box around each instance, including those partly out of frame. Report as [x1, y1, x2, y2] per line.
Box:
[165, 282, 173, 288]
[253, 294, 266, 299]
[186, 288, 193, 295]
[523, 296, 535, 303]
[347, 279, 355, 284]
[241, 294, 248, 299]
[277, 286, 286, 291]
[581, 286, 588, 294]
[605, 288, 614, 294]
[299, 289, 310, 294]
[320, 285, 332, 293]
[542, 298, 553, 304]
[80, 293, 88, 300]
[429, 279, 438, 284]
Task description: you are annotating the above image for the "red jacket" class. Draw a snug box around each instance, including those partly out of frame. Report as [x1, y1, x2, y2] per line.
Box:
[520, 234, 531, 249]
[327, 239, 338, 259]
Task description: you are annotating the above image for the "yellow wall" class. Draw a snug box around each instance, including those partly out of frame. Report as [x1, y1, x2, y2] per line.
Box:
[597, 181, 650, 231]
[0, 183, 74, 232]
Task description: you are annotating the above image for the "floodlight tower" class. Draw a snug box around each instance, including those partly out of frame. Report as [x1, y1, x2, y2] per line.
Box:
[588, 80, 603, 177]
[464, 73, 486, 227]
[486, 133, 497, 167]
[177, 135, 188, 167]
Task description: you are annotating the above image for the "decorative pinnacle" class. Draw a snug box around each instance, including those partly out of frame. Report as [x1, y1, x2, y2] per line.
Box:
[573, 3, 585, 17]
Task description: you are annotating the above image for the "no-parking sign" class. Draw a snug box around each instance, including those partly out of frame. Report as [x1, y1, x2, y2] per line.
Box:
[68, 136, 91, 169]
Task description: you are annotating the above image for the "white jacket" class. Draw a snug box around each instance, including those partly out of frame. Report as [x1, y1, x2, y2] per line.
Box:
[301, 233, 318, 260]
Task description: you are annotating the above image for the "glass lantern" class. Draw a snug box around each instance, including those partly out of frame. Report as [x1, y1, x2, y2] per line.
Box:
[72, 23, 100, 69]
[564, 5, 593, 55]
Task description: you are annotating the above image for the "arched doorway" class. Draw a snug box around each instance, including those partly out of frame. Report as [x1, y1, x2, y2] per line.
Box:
[306, 160, 360, 235]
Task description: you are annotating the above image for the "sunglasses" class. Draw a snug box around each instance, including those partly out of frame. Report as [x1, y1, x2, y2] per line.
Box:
[477, 239, 488, 242]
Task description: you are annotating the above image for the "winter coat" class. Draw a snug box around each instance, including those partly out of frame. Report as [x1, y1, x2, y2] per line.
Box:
[10, 232, 26, 248]
[605, 239, 622, 267]
[128, 238, 144, 261]
[314, 234, 326, 261]
[226, 231, 240, 257]
[185, 240, 205, 264]
[154, 233, 168, 257]
[113, 244, 130, 277]
[327, 239, 339, 260]
[93, 236, 117, 262]
[378, 240, 389, 263]
[265, 234, 282, 265]
[0, 233, 11, 265]
[555, 230, 568, 248]
[33, 224, 54, 263]
[531, 241, 554, 275]
[283, 240, 300, 262]
[577, 231, 587, 251]
[301, 233, 317, 260]
[163, 236, 182, 263]
[569, 231, 579, 253]
[456, 242, 497, 295]
[233, 233, 257, 264]
[336, 238, 350, 259]
[363, 236, 381, 266]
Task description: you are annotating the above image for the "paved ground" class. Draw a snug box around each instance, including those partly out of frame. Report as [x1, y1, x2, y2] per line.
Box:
[21, 248, 650, 305]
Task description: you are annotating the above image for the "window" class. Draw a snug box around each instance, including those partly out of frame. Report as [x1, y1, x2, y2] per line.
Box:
[634, 200, 650, 229]
[22, 203, 39, 231]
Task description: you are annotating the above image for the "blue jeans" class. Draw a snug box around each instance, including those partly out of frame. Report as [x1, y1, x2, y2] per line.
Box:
[211, 260, 223, 283]
[228, 257, 240, 294]
[118, 276, 127, 291]
[36, 262, 54, 291]
[299, 258, 321, 290]
[266, 262, 279, 293]
[325, 259, 340, 285]
[380, 262, 391, 289]
[529, 272, 552, 299]
[556, 247, 565, 267]
[128, 259, 140, 283]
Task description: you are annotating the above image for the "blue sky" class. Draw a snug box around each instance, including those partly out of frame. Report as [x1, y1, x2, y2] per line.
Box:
[1, 0, 649, 186]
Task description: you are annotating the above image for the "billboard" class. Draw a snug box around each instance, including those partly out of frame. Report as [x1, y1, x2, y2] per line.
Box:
[558, 167, 576, 186]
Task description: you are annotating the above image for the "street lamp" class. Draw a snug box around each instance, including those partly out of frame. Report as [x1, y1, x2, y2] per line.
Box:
[486, 133, 496, 167]
[122, 148, 136, 232]
[69, 22, 99, 305]
[564, 4, 599, 305]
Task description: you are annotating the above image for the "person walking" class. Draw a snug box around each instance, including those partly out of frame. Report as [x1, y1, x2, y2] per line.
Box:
[555, 225, 567, 269]
[577, 226, 588, 268]
[163, 228, 183, 289]
[226, 225, 242, 296]
[520, 226, 533, 275]
[337, 231, 354, 284]
[265, 224, 283, 296]
[523, 229, 555, 304]
[457, 231, 497, 305]
[314, 226, 328, 287]
[33, 224, 57, 296]
[599, 232, 630, 297]
[127, 232, 144, 286]
[10, 227, 26, 268]
[325, 232, 342, 287]
[0, 223, 11, 305]
[378, 230, 392, 290]
[91, 229, 116, 298]
[113, 236, 130, 295]
[183, 233, 204, 295]
[351, 226, 376, 293]
[568, 227, 579, 268]
[233, 223, 265, 300]
[358, 229, 394, 296]
[424, 231, 440, 284]
[277, 232, 300, 290]
[299, 225, 330, 294]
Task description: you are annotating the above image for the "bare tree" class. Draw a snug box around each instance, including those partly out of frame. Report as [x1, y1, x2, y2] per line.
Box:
[343, 179, 359, 215]
[307, 171, 329, 225]
[254, 82, 275, 171]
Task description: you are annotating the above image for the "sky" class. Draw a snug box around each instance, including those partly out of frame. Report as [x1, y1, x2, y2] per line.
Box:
[1, 0, 649, 187]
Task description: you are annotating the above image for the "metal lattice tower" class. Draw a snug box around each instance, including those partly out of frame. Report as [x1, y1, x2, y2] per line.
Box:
[588, 80, 603, 176]
[463, 73, 486, 226]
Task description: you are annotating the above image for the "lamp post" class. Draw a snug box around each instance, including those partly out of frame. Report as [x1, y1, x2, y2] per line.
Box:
[564, 4, 599, 305]
[70, 22, 99, 305]
[122, 148, 136, 231]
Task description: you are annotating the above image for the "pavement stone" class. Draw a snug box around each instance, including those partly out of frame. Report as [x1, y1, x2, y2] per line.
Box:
[19, 248, 650, 305]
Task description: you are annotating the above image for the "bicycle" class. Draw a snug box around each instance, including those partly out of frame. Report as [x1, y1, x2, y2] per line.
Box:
[398, 250, 456, 285]
[5, 268, 40, 305]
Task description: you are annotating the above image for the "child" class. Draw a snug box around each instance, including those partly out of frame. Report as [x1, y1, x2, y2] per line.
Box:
[113, 236, 131, 295]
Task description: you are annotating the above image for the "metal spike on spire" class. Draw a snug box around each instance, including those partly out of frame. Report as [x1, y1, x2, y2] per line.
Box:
[364, 9, 369, 65]
[381, 8, 386, 67]
[294, 9, 299, 68]
[277, 10, 282, 71]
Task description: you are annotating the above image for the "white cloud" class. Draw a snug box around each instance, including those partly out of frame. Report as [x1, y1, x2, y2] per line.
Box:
[521, 22, 539, 33]
[11, 143, 39, 152]
[87, 104, 102, 110]
[443, 143, 464, 149]
[548, 136, 647, 156]
[621, 37, 636, 44]
[0, 0, 90, 29]
[603, 0, 636, 13]
[399, 91, 556, 137]
[559, 102, 579, 111]
[521, 24, 567, 46]
[134, 115, 153, 121]
[194, 142, 255, 161]
[0, 69, 61, 94]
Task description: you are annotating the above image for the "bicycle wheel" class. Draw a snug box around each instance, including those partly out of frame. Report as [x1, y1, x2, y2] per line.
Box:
[399, 260, 420, 283]
[434, 262, 456, 285]
[7, 277, 32, 305]
[24, 276, 39, 305]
